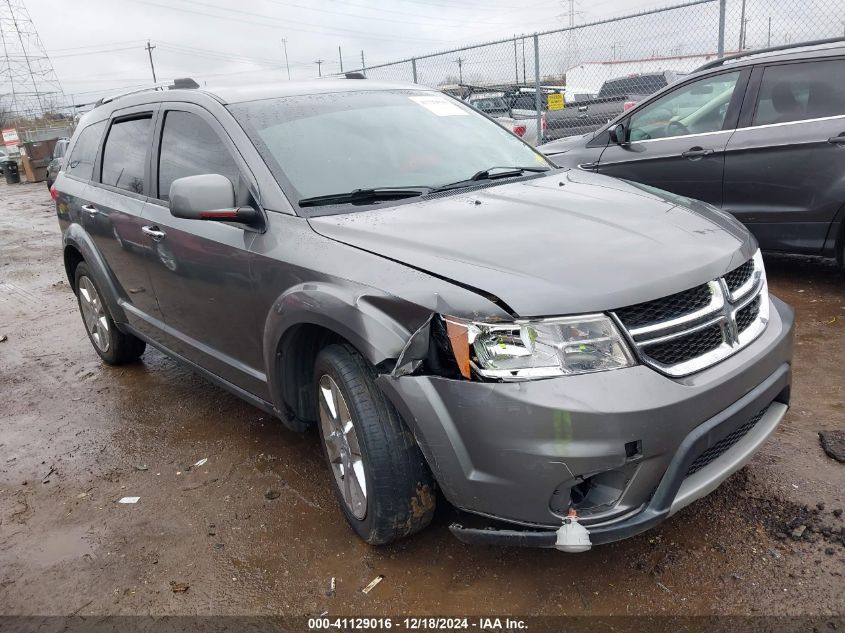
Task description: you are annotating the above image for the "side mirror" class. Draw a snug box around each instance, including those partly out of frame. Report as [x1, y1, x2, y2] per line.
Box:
[169, 174, 259, 223]
[608, 122, 626, 144]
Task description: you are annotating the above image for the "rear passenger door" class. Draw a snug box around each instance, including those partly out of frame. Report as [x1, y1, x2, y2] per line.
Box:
[141, 104, 265, 395]
[82, 106, 165, 338]
[723, 57, 845, 253]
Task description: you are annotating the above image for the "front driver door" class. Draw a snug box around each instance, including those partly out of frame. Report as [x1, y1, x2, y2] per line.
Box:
[140, 104, 265, 396]
[597, 69, 748, 206]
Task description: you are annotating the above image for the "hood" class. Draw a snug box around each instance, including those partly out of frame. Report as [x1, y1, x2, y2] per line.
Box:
[308, 170, 755, 318]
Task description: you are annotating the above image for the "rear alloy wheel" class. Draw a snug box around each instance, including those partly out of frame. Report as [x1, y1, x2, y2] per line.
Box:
[78, 275, 111, 354]
[314, 343, 436, 544]
[74, 262, 146, 365]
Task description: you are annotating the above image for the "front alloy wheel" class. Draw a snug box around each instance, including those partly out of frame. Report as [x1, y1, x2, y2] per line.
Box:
[318, 374, 367, 519]
[313, 343, 436, 544]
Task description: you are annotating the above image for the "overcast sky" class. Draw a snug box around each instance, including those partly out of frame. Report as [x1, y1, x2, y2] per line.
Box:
[19, 0, 841, 107]
[23, 0, 692, 103]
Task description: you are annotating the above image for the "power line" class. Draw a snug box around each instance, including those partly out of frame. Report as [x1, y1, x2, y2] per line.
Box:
[130, 0, 459, 44]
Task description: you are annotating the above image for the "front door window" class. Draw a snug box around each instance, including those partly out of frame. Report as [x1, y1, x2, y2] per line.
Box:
[627, 71, 741, 142]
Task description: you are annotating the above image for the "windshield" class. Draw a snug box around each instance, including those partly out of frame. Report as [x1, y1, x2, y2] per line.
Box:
[229, 90, 549, 210]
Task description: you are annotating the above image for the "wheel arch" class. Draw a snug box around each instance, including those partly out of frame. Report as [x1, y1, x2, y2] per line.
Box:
[62, 224, 128, 323]
[263, 283, 424, 428]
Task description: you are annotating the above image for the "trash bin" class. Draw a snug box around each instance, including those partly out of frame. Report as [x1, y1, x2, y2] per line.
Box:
[3, 160, 20, 184]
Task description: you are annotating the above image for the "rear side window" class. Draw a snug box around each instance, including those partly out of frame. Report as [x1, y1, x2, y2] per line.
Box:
[101, 116, 153, 195]
[66, 121, 105, 180]
[157, 110, 241, 202]
[53, 139, 69, 159]
[753, 59, 845, 126]
[599, 75, 667, 98]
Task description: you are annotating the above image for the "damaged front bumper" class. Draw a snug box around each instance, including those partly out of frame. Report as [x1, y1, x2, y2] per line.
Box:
[376, 297, 794, 547]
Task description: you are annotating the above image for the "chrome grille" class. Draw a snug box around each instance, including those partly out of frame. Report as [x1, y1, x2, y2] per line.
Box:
[724, 260, 754, 296]
[641, 323, 723, 366]
[736, 295, 761, 334]
[614, 284, 712, 328]
[612, 252, 769, 377]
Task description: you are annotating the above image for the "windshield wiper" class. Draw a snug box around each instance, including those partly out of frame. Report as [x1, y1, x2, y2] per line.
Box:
[298, 186, 430, 208]
[429, 165, 550, 193]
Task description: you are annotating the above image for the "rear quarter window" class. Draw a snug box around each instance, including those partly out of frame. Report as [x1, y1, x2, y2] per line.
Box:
[66, 121, 106, 180]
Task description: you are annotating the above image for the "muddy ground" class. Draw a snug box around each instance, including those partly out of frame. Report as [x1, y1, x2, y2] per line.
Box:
[1, 180, 844, 619]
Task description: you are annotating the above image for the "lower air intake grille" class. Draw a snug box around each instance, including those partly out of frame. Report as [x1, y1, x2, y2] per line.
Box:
[641, 323, 723, 366]
[685, 406, 769, 477]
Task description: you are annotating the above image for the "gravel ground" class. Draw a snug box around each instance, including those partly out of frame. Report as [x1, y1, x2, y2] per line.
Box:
[1, 180, 844, 619]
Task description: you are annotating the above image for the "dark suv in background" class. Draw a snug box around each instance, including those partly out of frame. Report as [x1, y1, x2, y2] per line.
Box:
[540, 39, 845, 265]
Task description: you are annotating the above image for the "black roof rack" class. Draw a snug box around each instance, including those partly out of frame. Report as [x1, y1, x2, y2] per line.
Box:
[695, 36, 845, 73]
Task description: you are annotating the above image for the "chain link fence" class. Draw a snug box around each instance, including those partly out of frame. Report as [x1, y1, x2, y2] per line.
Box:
[338, 0, 844, 144]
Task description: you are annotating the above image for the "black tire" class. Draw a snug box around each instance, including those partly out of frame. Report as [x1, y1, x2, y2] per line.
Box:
[74, 262, 146, 365]
[314, 343, 435, 545]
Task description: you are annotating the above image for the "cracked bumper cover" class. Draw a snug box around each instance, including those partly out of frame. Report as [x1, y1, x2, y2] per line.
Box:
[376, 296, 794, 546]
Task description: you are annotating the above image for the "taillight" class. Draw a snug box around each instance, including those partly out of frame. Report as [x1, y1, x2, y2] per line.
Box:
[512, 125, 527, 137]
[49, 184, 59, 201]
[623, 100, 637, 111]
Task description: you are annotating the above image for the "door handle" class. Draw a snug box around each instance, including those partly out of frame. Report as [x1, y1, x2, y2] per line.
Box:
[81, 204, 99, 216]
[827, 133, 845, 144]
[141, 225, 166, 242]
[682, 147, 715, 160]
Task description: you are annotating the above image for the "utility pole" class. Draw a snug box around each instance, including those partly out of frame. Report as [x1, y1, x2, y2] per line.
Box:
[338, 46, 343, 73]
[314, 59, 324, 77]
[767, 16, 772, 46]
[522, 37, 526, 85]
[738, 0, 747, 50]
[455, 57, 464, 84]
[717, 0, 726, 58]
[145, 40, 157, 83]
[361, 50, 366, 77]
[281, 38, 290, 80]
[611, 43, 622, 60]
[513, 35, 518, 84]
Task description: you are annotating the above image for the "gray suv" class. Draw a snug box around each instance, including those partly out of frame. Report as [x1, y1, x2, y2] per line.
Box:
[54, 78, 793, 550]
[540, 40, 845, 265]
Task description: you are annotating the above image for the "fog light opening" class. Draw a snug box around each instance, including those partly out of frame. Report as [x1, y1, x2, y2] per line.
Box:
[570, 478, 593, 508]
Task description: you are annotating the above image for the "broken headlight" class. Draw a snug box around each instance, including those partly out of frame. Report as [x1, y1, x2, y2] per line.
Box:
[444, 314, 636, 381]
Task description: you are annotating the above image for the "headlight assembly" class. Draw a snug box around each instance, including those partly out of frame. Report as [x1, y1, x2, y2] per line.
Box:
[444, 314, 636, 381]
